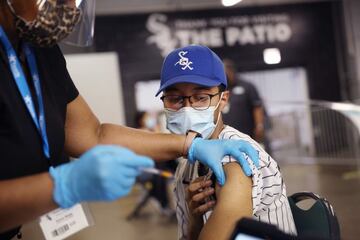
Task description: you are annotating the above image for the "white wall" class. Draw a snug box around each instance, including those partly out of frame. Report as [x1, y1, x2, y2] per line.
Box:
[241, 67, 309, 115]
[135, 80, 163, 112]
[65, 52, 126, 125]
[241, 67, 314, 152]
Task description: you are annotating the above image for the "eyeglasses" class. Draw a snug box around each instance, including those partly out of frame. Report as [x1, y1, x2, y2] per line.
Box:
[160, 92, 222, 111]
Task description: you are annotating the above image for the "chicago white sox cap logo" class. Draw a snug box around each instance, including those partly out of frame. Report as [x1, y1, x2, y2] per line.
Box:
[174, 51, 194, 70]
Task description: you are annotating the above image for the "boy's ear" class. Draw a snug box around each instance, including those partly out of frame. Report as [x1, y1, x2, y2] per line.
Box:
[221, 90, 230, 102]
[219, 91, 230, 111]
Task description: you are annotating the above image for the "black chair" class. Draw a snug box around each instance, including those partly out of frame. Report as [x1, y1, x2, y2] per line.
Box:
[126, 172, 154, 220]
[288, 192, 341, 240]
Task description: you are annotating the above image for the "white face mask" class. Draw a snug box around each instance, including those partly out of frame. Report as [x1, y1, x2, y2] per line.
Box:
[165, 93, 222, 139]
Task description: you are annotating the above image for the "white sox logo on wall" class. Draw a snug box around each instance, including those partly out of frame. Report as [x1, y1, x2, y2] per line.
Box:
[146, 13, 293, 57]
[175, 51, 193, 70]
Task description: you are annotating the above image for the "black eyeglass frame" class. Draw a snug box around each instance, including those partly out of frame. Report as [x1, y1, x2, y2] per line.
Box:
[160, 92, 222, 111]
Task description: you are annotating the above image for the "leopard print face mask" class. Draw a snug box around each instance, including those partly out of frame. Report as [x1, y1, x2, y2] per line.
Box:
[7, 0, 81, 47]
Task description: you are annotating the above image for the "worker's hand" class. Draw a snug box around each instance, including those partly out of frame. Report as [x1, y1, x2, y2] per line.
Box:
[188, 138, 259, 185]
[49, 145, 154, 208]
[187, 176, 216, 218]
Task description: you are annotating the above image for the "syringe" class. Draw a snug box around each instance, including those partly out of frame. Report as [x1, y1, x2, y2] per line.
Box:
[141, 168, 174, 179]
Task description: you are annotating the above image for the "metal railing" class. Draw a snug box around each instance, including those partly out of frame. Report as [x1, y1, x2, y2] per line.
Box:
[266, 100, 360, 167]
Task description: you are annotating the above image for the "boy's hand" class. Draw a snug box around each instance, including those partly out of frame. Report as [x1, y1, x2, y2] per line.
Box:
[187, 176, 216, 218]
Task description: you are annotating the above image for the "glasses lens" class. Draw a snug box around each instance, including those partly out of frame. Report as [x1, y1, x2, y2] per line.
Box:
[163, 96, 183, 110]
[190, 94, 211, 110]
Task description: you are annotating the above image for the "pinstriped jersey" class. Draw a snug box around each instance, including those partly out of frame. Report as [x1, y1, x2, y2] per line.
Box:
[173, 126, 297, 240]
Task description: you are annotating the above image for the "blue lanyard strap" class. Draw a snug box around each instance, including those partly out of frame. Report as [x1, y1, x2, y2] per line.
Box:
[0, 26, 50, 158]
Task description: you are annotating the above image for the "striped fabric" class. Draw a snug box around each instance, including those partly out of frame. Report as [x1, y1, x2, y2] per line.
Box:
[174, 126, 297, 240]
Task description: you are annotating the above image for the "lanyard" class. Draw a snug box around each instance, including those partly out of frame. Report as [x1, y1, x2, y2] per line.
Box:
[0, 26, 50, 158]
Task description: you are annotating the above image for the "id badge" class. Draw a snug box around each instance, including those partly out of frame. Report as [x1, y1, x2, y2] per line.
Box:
[39, 203, 94, 240]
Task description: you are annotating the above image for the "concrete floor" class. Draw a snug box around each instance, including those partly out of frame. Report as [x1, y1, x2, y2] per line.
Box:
[282, 164, 360, 240]
[19, 164, 360, 240]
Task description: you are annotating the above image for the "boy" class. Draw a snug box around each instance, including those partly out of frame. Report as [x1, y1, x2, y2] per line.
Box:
[155, 45, 297, 240]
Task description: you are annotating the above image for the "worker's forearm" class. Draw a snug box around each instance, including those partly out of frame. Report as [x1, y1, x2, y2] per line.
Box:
[0, 173, 57, 233]
[98, 123, 185, 161]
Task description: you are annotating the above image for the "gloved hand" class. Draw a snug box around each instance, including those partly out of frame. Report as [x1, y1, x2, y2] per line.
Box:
[188, 138, 259, 185]
[49, 145, 154, 208]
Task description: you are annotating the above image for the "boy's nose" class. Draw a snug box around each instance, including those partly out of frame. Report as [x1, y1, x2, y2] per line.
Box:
[183, 97, 192, 108]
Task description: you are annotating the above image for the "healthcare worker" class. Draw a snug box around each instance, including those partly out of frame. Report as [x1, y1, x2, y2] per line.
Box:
[0, 1, 259, 239]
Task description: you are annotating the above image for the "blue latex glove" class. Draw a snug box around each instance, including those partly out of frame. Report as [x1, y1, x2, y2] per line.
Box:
[49, 145, 154, 208]
[188, 138, 259, 185]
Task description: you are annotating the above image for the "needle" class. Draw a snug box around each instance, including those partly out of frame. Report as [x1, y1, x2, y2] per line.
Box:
[141, 168, 174, 179]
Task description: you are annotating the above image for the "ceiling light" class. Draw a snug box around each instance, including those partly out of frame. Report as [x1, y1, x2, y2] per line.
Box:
[263, 48, 281, 65]
[222, 0, 243, 7]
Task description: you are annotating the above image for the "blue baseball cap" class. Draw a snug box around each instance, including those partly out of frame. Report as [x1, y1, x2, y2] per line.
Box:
[155, 45, 227, 96]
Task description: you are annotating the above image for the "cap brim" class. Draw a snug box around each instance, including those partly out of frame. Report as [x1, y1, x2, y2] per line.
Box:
[155, 75, 221, 96]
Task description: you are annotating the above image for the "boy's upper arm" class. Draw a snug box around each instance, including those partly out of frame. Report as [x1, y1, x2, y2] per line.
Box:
[198, 162, 253, 240]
